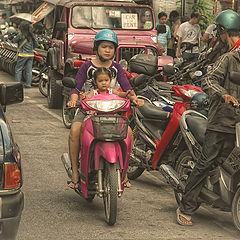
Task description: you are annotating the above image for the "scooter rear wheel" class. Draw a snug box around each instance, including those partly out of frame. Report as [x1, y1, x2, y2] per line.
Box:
[103, 162, 118, 226]
[232, 187, 240, 231]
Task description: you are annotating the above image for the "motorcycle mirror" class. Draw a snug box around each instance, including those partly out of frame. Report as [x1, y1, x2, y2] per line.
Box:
[229, 72, 240, 85]
[163, 65, 175, 76]
[62, 77, 76, 88]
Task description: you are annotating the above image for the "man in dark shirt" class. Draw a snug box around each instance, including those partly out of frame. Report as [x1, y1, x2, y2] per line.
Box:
[176, 9, 240, 226]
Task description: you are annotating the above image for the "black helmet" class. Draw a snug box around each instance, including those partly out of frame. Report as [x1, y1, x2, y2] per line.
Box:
[190, 92, 209, 116]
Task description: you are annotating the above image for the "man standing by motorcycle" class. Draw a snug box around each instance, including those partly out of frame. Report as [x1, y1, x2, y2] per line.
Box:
[176, 9, 240, 226]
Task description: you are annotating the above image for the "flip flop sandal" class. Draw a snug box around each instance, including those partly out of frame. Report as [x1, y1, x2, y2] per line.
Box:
[67, 180, 80, 190]
[123, 179, 131, 188]
[176, 207, 192, 226]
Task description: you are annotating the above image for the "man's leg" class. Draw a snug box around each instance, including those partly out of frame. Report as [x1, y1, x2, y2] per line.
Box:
[24, 57, 33, 87]
[179, 130, 234, 216]
[14, 57, 26, 83]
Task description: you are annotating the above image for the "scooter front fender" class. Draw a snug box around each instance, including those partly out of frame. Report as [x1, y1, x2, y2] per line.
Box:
[152, 102, 187, 169]
[94, 142, 123, 169]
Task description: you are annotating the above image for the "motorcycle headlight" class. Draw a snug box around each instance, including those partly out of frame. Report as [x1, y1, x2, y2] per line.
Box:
[85, 99, 127, 112]
[180, 89, 200, 98]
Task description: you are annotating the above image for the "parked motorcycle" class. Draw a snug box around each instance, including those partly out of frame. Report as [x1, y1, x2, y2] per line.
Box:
[127, 83, 202, 180]
[159, 72, 240, 231]
[61, 77, 132, 225]
[30, 48, 48, 93]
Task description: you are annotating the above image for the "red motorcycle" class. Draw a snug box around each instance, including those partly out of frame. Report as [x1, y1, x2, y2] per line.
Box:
[127, 84, 202, 179]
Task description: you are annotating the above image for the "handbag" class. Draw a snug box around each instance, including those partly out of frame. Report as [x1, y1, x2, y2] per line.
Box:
[14, 39, 27, 61]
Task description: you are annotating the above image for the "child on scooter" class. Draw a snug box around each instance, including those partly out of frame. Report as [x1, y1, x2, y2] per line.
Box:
[80, 67, 136, 100]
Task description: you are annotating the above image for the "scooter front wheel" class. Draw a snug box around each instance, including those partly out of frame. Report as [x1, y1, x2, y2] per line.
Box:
[232, 187, 240, 231]
[103, 162, 118, 226]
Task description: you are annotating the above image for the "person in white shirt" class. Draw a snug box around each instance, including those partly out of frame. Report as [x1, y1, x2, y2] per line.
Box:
[177, 12, 201, 62]
[203, 23, 217, 48]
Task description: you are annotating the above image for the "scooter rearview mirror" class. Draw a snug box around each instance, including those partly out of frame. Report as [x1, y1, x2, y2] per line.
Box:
[62, 77, 76, 88]
[229, 72, 240, 86]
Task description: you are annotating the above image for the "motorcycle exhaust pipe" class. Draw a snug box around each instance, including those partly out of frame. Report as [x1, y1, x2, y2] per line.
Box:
[61, 153, 72, 179]
[159, 164, 185, 193]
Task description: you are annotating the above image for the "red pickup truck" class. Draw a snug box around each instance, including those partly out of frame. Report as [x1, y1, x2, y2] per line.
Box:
[39, 0, 173, 108]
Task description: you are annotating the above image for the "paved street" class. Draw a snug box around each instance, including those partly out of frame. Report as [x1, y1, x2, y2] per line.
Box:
[1, 71, 240, 239]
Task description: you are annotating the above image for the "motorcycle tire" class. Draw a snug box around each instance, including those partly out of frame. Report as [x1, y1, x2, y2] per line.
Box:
[103, 162, 118, 226]
[174, 150, 195, 205]
[32, 66, 41, 86]
[47, 68, 63, 109]
[232, 187, 240, 231]
[39, 77, 48, 97]
[62, 95, 76, 129]
[127, 127, 145, 180]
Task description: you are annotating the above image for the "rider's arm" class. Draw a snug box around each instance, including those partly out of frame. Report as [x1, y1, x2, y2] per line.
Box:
[201, 53, 229, 98]
[177, 36, 182, 58]
[115, 63, 132, 91]
[70, 62, 89, 96]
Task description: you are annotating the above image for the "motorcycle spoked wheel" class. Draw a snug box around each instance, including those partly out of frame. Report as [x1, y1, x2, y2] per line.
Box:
[39, 76, 48, 97]
[103, 162, 118, 226]
[62, 95, 76, 129]
[174, 150, 195, 205]
[31, 66, 41, 86]
[127, 126, 145, 180]
[232, 187, 240, 231]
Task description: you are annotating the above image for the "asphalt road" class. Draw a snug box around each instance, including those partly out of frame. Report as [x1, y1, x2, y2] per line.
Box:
[2, 71, 240, 239]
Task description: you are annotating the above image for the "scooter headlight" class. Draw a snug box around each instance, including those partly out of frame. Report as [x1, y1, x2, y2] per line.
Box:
[85, 99, 127, 112]
[180, 89, 200, 98]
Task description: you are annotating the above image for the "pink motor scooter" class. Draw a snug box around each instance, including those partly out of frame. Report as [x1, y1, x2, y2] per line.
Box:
[61, 77, 132, 226]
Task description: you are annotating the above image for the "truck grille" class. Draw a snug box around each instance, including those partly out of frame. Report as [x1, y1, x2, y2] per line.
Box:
[116, 46, 147, 62]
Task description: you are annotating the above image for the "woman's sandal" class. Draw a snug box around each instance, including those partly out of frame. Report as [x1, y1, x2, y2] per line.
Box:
[176, 207, 193, 226]
[67, 180, 80, 190]
[123, 179, 131, 188]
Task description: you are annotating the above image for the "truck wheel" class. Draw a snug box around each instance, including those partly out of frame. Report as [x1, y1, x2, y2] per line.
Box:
[47, 69, 63, 109]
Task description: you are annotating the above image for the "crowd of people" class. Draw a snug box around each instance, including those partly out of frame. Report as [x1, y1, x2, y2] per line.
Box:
[156, 9, 219, 62]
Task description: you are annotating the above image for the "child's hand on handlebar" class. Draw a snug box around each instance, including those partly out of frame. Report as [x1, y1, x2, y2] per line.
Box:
[80, 92, 86, 100]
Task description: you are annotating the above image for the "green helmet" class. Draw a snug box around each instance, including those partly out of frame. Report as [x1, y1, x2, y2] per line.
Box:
[216, 10, 240, 31]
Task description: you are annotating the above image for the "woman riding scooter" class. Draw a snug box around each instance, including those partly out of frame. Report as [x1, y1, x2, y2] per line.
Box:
[67, 29, 142, 189]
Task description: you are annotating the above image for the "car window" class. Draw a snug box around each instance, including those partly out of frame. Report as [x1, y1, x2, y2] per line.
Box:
[71, 6, 153, 30]
[0, 119, 11, 155]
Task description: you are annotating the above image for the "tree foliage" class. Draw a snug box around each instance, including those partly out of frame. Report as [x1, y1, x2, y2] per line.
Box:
[192, 0, 215, 32]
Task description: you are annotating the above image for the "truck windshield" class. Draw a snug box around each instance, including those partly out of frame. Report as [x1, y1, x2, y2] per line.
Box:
[72, 6, 154, 30]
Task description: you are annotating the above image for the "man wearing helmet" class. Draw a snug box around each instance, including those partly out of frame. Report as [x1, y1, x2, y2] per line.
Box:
[67, 29, 142, 189]
[176, 10, 240, 226]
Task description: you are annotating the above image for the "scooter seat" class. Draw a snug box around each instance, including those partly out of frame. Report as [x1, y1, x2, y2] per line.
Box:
[186, 115, 207, 145]
[138, 101, 170, 120]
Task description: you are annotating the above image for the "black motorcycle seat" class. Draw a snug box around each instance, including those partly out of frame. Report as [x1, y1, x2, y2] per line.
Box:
[138, 101, 170, 120]
[186, 115, 207, 145]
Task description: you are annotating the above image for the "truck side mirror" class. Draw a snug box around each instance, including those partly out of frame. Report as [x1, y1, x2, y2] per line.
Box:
[229, 72, 240, 85]
[55, 22, 67, 32]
